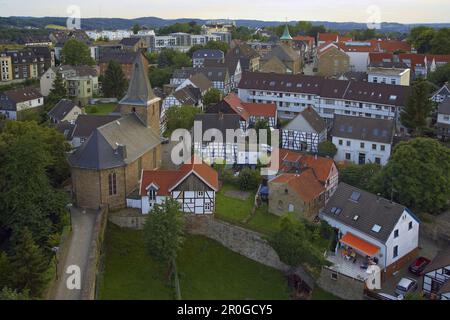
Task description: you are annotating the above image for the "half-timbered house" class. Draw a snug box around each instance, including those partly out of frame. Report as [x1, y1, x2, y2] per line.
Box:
[282, 106, 327, 153]
[422, 248, 450, 300]
[135, 159, 219, 214]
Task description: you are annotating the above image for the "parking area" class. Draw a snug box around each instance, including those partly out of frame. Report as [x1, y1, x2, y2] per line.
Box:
[380, 234, 443, 296]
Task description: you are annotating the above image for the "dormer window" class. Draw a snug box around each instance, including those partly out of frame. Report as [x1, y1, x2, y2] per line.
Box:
[149, 189, 156, 201]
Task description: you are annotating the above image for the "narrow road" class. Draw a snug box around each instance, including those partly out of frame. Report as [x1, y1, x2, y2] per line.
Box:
[53, 207, 97, 300]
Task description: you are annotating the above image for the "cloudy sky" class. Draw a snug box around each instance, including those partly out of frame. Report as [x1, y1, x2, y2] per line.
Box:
[1, 0, 449, 23]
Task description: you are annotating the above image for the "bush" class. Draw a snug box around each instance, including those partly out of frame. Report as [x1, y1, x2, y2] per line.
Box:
[238, 168, 261, 191]
[318, 141, 337, 158]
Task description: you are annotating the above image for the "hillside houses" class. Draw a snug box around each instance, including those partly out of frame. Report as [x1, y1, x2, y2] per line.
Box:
[0, 86, 44, 120]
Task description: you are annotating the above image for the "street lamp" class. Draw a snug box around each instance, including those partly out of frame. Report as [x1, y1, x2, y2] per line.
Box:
[52, 246, 60, 280]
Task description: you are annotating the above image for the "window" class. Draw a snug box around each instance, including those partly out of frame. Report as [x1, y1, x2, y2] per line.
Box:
[108, 172, 117, 196]
[339, 139, 343, 146]
[346, 141, 351, 147]
[204, 202, 211, 211]
[394, 229, 399, 238]
[288, 204, 294, 212]
[372, 144, 377, 150]
[372, 224, 382, 233]
[197, 191, 204, 197]
[345, 153, 351, 160]
[360, 142, 365, 149]
[393, 245, 398, 258]
[408, 221, 413, 230]
[331, 272, 338, 280]
[375, 157, 381, 165]
[380, 145, 386, 151]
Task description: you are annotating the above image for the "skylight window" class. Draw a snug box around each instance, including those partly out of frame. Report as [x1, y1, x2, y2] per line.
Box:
[347, 126, 353, 133]
[372, 224, 382, 233]
[389, 95, 397, 100]
[331, 207, 342, 215]
[269, 81, 275, 86]
[353, 215, 359, 221]
[350, 191, 361, 202]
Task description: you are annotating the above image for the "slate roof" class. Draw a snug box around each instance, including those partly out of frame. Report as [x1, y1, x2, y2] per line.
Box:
[173, 67, 229, 83]
[99, 50, 139, 65]
[119, 54, 156, 106]
[423, 247, 450, 273]
[438, 100, 450, 115]
[173, 85, 201, 105]
[261, 45, 298, 63]
[193, 49, 224, 60]
[283, 106, 327, 133]
[71, 114, 121, 139]
[4, 87, 42, 103]
[321, 183, 413, 243]
[68, 113, 161, 170]
[194, 113, 241, 136]
[120, 37, 141, 47]
[188, 73, 213, 93]
[48, 99, 77, 121]
[239, 71, 410, 107]
[331, 114, 395, 144]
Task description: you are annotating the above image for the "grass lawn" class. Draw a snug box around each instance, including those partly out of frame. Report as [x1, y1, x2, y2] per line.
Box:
[215, 183, 255, 223]
[246, 205, 283, 235]
[311, 287, 341, 300]
[99, 224, 291, 300]
[99, 224, 175, 300]
[85, 103, 117, 115]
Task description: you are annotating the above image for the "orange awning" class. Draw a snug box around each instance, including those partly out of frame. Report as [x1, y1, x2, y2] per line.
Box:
[340, 233, 380, 257]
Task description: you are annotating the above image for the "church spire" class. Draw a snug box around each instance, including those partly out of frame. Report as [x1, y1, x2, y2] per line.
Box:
[280, 23, 293, 41]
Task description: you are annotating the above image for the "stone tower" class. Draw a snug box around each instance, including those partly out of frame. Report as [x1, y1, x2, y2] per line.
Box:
[118, 53, 161, 133]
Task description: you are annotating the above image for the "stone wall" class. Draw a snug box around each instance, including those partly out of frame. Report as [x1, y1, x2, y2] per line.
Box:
[317, 267, 366, 300]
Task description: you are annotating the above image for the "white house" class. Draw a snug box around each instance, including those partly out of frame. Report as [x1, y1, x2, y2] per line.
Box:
[336, 41, 375, 72]
[320, 183, 420, 282]
[131, 159, 219, 214]
[431, 83, 450, 103]
[331, 115, 394, 166]
[367, 66, 411, 86]
[47, 99, 83, 124]
[282, 106, 327, 153]
[422, 248, 450, 300]
[0, 87, 44, 120]
[436, 100, 450, 140]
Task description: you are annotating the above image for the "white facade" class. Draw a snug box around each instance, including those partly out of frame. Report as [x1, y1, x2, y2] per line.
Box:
[346, 51, 370, 72]
[0, 96, 44, 120]
[368, 68, 411, 86]
[332, 136, 392, 166]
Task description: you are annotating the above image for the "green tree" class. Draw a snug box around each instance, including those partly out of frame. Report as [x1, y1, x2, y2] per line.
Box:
[46, 72, 67, 106]
[407, 26, 436, 54]
[149, 67, 172, 88]
[401, 78, 434, 136]
[254, 118, 272, 146]
[9, 228, 49, 297]
[318, 141, 337, 158]
[238, 168, 261, 191]
[203, 88, 222, 106]
[143, 199, 185, 271]
[132, 24, 141, 35]
[0, 252, 12, 289]
[430, 28, 450, 54]
[338, 163, 382, 192]
[61, 39, 95, 66]
[428, 63, 450, 87]
[164, 105, 201, 137]
[0, 287, 31, 300]
[371, 138, 450, 214]
[102, 60, 128, 99]
[204, 41, 229, 53]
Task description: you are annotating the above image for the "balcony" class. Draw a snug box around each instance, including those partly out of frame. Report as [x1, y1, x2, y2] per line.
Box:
[326, 249, 373, 281]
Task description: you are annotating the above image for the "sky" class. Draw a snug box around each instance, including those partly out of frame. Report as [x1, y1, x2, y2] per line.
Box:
[1, 0, 449, 24]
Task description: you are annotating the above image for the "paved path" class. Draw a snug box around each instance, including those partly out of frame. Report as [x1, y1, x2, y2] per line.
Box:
[53, 208, 97, 300]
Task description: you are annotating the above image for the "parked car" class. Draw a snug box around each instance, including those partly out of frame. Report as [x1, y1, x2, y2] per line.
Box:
[395, 278, 418, 297]
[377, 293, 404, 300]
[409, 257, 431, 275]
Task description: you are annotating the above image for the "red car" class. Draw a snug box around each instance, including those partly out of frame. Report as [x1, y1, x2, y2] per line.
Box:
[409, 257, 431, 275]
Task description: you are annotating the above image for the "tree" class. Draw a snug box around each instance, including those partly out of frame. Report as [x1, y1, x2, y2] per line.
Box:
[164, 105, 202, 137]
[132, 24, 141, 35]
[0, 287, 31, 300]
[371, 138, 450, 214]
[9, 228, 50, 296]
[0, 252, 12, 289]
[46, 72, 66, 106]
[149, 67, 172, 88]
[270, 217, 332, 269]
[203, 88, 222, 106]
[401, 78, 434, 136]
[429, 28, 450, 54]
[102, 60, 127, 99]
[143, 199, 185, 270]
[204, 41, 229, 53]
[428, 63, 450, 87]
[318, 141, 337, 158]
[407, 26, 436, 54]
[338, 163, 382, 192]
[254, 119, 272, 146]
[238, 168, 261, 191]
[61, 39, 95, 66]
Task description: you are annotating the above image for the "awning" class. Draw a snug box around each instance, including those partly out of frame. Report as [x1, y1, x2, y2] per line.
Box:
[340, 232, 380, 257]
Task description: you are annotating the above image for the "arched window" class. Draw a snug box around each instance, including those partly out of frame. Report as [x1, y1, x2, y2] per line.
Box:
[278, 200, 283, 210]
[108, 172, 117, 196]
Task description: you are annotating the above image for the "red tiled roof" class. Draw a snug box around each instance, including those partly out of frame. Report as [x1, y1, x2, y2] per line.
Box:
[318, 33, 339, 42]
[369, 52, 394, 63]
[340, 36, 353, 42]
[376, 40, 412, 53]
[241, 102, 277, 117]
[426, 54, 450, 63]
[140, 158, 219, 196]
[336, 41, 380, 53]
[270, 170, 325, 203]
[278, 149, 335, 183]
[223, 93, 250, 121]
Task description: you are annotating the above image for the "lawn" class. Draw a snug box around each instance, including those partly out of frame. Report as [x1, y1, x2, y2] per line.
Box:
[311, 287, 341, 300]
[215, 184, 284, 235]
[99, 224, 291, 300]
[85, 103, 117, 115]
[98, 224, 175, 300]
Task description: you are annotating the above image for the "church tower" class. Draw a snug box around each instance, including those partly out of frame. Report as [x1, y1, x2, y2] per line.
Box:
[118, 54, 161, 133]
[280, 23, 293, 47]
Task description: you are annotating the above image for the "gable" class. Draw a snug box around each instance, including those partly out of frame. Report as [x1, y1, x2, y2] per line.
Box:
[172, 173, 214, 192]
[283, 114, 316, 133]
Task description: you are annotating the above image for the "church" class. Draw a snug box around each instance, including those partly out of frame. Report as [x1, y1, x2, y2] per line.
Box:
[69, 54, 162, 210]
